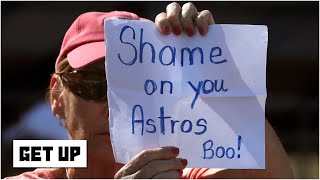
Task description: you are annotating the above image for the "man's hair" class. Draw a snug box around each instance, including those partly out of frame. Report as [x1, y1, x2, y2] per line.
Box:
[46, 58, 73, 104]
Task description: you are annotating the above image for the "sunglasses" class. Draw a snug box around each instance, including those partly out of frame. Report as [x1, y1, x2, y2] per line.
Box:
[60, 70, 107, 102]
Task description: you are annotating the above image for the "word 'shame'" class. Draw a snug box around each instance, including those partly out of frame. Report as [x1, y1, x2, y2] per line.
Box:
[117, 25, 228, 66]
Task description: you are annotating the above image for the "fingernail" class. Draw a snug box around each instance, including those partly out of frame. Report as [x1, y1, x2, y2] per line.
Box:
[162, 26, 169, 34]
[198, 27, 205, 36]
[173, 26, 181, 35]
[186, 28, 194, 37]
[181, 159, 188, 166]
[171, 147, 179, 155]
[178, 169, 183, 175]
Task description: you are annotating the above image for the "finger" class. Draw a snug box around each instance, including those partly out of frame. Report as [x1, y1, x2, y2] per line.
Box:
[119, 146, 180, 177]
[166, 2, 182, 35]
[152, 170, 182, 179]
[135, 158, 188, 178]
[155, 12, 171, 35]
[181, 2, 199, 37]
[195, 10, 215, 36]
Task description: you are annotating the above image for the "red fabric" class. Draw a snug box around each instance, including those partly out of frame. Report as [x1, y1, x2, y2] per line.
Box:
[182, 168, 224, 179]
[6, 168, 220, 179]
[5, 168, 55, 179]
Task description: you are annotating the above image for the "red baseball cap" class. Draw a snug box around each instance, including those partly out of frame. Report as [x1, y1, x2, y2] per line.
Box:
[55, 11, 144, 71]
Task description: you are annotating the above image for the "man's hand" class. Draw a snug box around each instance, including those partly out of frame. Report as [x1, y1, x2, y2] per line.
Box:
[155, 2, 215, 36]
[114, 146, 187, 179]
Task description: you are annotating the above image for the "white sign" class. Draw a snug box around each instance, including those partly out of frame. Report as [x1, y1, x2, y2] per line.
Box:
[13, 140, 87, 167]
[104, 19, 267, 169]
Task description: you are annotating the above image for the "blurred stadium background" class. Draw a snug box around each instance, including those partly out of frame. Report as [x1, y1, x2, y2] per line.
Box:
[2, 1, 318, 178]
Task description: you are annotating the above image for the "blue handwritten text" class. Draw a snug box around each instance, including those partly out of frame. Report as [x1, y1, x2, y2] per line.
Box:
[118, 25, 227, 66]
[132, 105, 207, 135]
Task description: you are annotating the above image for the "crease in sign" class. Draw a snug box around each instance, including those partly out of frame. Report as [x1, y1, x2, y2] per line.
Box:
[104, 19, 267, 168]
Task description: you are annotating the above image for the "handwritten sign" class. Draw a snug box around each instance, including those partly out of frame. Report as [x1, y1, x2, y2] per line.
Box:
[104, 19, 267, 169]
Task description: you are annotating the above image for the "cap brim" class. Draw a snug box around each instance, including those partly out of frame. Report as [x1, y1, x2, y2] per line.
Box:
[67, 41, 106, 69]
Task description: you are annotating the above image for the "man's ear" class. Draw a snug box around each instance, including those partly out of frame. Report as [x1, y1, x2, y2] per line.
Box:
[50, 75, 66, 120]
